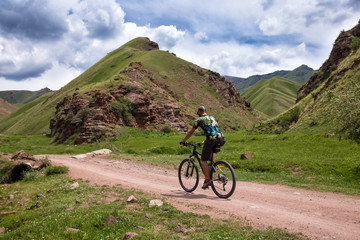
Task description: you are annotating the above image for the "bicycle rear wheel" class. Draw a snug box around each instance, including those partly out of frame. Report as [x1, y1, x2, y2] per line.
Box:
[210, 160, 236, 198]
[178, 158, 199, 192]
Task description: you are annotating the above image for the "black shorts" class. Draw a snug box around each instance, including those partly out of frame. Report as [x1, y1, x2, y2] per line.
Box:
[201, 139, 220, 161]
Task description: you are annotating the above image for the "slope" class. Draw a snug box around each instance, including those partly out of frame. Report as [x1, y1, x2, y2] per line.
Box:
[226, 65, 314, 93]
[259, 22, 360, 140]
[0, 88, 52, 105]
[243, 77, 301, 118]
[0, 98, 18, 117]
[0, 37, 257, 142]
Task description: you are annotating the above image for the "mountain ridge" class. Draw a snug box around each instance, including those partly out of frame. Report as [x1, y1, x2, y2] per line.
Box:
[0, 88, 53, 105]
[226, 64, 315, 93]
[0, 37, 258, 143]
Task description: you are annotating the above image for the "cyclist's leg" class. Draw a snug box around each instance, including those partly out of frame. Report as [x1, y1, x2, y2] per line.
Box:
[201, 139, 212, 179]
[201, 140, 217, 188]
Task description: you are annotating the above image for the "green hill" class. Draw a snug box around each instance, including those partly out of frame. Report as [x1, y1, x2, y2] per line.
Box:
[243, 77, 302, 118]
[259, 23, 360, 141]
[226, 65, 314, 93]
[0, 37, 257, 143]
[0, 99, 18, 117]
[0, 88, 52, 105]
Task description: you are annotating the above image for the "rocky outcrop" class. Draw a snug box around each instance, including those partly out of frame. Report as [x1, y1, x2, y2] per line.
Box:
[50, 59, 252, 144]
[297, 23, 360, 102]
[194, 68, 251, 109]
[50, 62, 188, 144]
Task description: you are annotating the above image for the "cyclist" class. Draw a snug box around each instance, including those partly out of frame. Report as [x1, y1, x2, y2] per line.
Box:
[180, 106, 225, 189]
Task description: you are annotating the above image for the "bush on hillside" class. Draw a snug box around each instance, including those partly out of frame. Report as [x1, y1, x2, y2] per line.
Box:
[351, 36, 360, 52]
[111, 97, 132, 124]
[279, 107, 301, 129]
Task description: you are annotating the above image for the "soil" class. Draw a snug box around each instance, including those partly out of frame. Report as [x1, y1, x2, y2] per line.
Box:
[41, 154, 360, 240]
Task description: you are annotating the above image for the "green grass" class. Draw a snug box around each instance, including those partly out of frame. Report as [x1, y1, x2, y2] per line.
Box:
[0, 174, 306, 239]
[243, 77, 302, 118]
[1, 128, 359, 195]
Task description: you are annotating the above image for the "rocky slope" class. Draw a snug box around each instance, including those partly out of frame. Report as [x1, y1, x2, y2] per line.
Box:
[259, 22, 360, 139]
[50, 61, 251, 144]
[297, 23, 360, 102]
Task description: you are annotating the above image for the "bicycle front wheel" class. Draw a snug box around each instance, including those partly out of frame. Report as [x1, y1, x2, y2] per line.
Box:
[178, 158, 199, 192]
[210, 160, 236, 198]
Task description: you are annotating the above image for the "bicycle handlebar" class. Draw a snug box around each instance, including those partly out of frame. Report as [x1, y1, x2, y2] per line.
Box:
[181, 142, 203, 147]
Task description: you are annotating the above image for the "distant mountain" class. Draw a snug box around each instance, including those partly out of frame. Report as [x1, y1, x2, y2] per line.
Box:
[259, 22, 360, 141]
[243, 77, 302, 118]
[0, 98, 18, 117]
[226, 65, 315, 93]
[0, 38, 258, 144]
[0, 88, 53, 105]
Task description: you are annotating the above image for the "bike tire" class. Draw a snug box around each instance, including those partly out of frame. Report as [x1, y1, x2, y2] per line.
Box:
[210, 160, 236, 199]
[178, 158, 199, 192]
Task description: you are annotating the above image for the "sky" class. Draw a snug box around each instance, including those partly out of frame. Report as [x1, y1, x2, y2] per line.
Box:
[0, 0, 359, 91]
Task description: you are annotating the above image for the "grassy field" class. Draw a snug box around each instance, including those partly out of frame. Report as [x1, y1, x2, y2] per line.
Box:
[1, 128, 359, 195]
[0, 171, 306, 239]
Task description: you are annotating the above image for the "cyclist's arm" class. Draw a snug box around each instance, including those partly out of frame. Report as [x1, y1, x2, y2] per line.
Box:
[183, 127, 196, 142]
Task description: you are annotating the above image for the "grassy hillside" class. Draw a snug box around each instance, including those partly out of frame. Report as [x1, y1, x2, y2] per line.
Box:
[258, 23, 360, 140]
[227, 65, 314, 93]
[0, 99, 18, 117]
[243, 77, 302, 118]
[0, 37, 257, 137]
[0, 88, 52, 105]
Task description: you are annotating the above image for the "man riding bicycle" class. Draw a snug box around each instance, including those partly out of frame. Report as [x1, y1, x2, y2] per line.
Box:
[180, 106, 225, 189]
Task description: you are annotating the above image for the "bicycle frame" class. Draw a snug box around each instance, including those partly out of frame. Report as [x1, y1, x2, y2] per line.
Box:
[186, 143, 215, 174]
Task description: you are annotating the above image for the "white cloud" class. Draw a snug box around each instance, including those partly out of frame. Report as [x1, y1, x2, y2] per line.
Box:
[0, 0, 360, 91]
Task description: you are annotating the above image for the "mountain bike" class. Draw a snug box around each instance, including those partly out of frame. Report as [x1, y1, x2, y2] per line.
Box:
[178, 142, 236, 199]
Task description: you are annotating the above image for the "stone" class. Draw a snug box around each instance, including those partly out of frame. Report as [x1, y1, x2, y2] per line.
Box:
[175, 224, 187, 233]
[11, 150, 35, 160]
[122, 232, 139, 240]
[65, 228, 80, 233]
[71, 154, 87, 159]
[104, 215, 119, 226]
[127, 195, 138, 203]
[90, 149, 112, 155]
[149, 199, 163, 207]
[70, 182, 79, 190]
[240, 153, 253, 159]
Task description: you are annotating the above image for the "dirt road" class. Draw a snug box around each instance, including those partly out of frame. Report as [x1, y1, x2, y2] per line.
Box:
[45, 154, 360, 240]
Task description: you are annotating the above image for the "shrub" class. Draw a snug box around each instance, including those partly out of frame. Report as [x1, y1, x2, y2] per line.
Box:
[161, 125, 173, 134]
[351, 36, 360, 52]
[111, 97, 132, 124]
[279, 107, 301, 129]
[38, 156, 51, 168]
[23, 170, 39, 182]
[45, 166, 68, 176]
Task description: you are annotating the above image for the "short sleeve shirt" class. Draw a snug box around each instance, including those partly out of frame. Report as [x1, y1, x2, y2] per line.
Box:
[193, 114, 222, 139]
